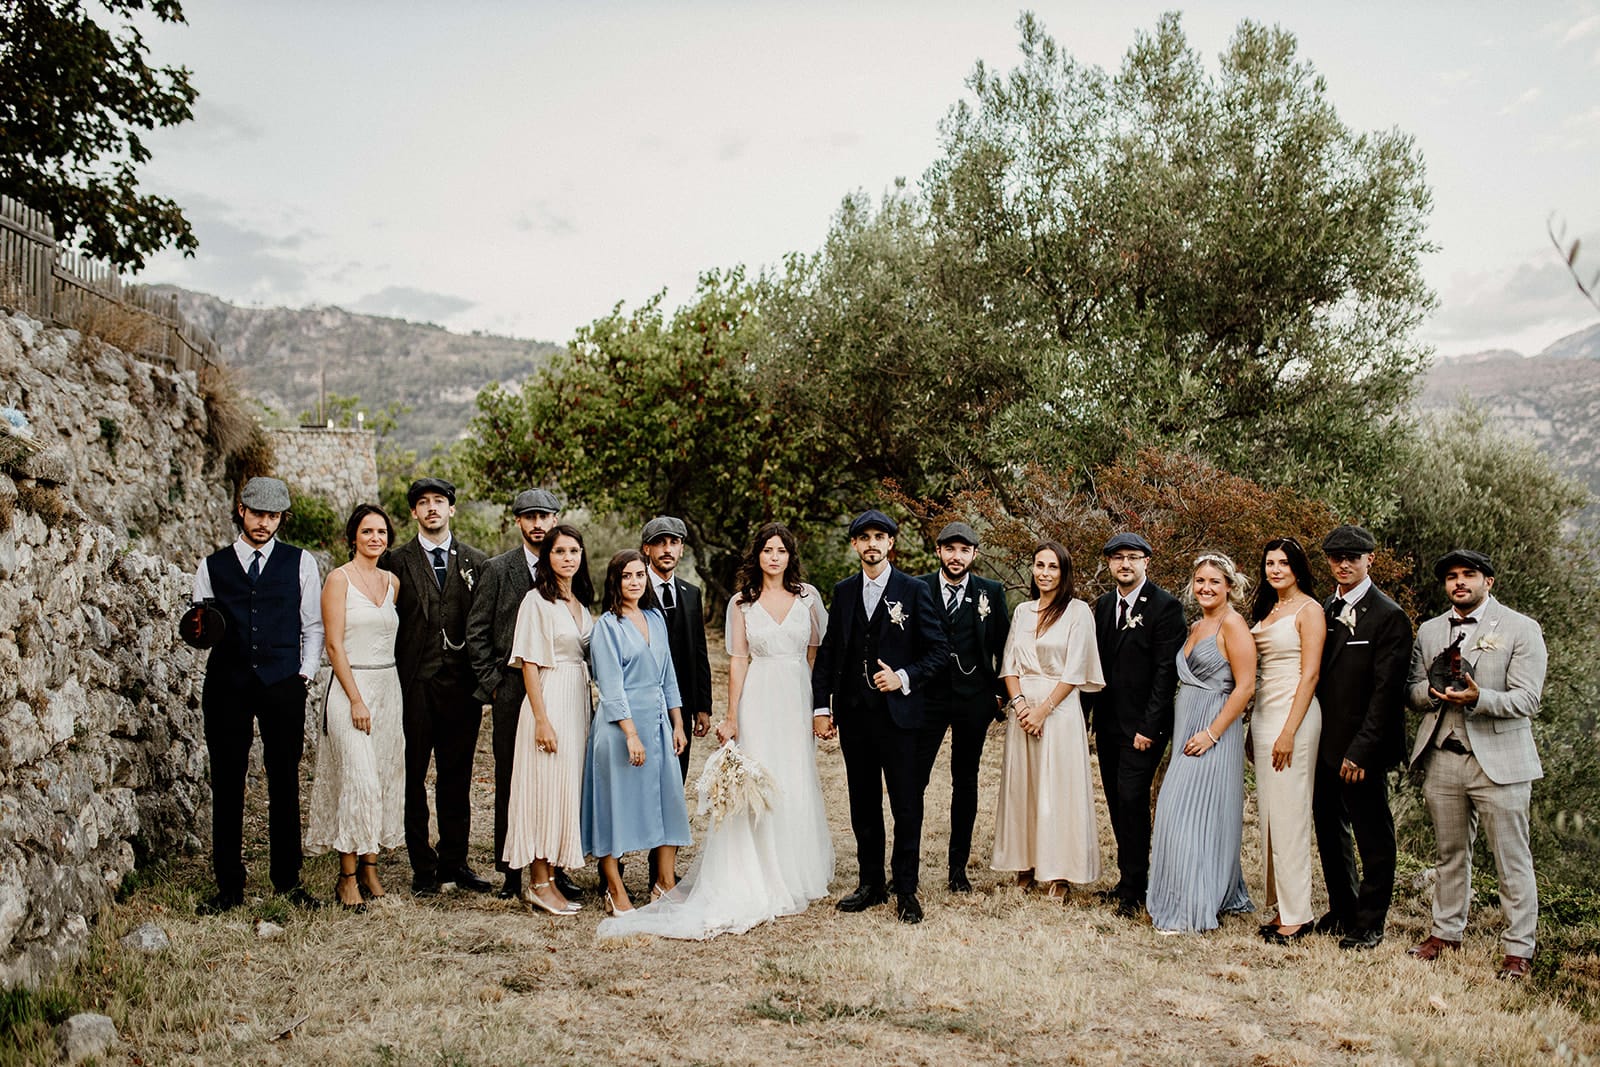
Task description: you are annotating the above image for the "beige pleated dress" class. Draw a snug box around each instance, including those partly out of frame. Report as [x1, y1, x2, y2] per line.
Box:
[502, 590, 593, 871]
[992, 598, 1105, 884]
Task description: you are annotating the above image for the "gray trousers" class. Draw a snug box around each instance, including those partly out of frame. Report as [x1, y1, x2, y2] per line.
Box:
[1422, 747, 1538, 957]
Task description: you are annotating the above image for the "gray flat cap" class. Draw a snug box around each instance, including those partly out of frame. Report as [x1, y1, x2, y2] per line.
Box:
[641, 515, 689, 543]
[848, 509, 898, 538]
[1433, 548, 1494, 580]
[936, 521, 980, 547]
[239, 476, 291, 513]
[512, 488, 562, 515]
[1322, 524, 1376, 555]
[1102, 532, 1153, 557]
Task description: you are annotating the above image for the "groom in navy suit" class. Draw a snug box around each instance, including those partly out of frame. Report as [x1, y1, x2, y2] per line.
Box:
[813, 510, 949, 923]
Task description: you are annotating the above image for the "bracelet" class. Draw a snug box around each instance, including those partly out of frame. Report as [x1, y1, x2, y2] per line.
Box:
[1204, 728, 1219, 745]
[1006, 695, 1025, 709]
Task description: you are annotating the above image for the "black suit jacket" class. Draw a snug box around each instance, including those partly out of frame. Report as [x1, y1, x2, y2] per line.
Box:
[811, 566, 949, 731]
[1316, 585, 1411, 771]
[917, 571, 1010, 715]
[384, 536, 488, 692]
[1084, 581, 1186, 744]
[658, 575, 713, 718]
[464, 547, 535, 706]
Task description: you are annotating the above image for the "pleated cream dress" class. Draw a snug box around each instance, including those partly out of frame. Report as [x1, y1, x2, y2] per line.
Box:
[502, 590, 593, 871]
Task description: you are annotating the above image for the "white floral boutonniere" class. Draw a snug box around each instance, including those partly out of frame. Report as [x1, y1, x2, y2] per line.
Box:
[1337, 603, 1357, 632]
[977, 592, 991, 620]
[1123, 612, 1143, 630]
[1471, 634, 1502, 653]
[459, 563, 476, 592]
[886, 600, 907, 630]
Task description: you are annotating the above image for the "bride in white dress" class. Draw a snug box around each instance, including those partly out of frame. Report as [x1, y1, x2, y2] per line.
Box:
[598, 523, 833, 939]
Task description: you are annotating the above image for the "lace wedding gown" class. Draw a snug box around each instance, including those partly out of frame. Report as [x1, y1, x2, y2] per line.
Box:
[598, 585, 834, 939]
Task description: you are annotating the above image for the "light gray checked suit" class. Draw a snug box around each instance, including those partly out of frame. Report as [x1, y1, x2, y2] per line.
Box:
[1406, 594, 1546, 956]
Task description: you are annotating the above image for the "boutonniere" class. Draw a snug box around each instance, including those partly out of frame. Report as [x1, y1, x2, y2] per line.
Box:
[1123, 612, 1143, 630]
[977, 592, 991, 620]
[1471, 634, 1502, 653]
[886, 600, 907, 630]
[1337, 603, 1357, 632]
[459, 562, 476, 591]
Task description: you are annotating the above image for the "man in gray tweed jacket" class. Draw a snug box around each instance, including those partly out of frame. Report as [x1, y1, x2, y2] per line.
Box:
[1404, 549, 1546, 980]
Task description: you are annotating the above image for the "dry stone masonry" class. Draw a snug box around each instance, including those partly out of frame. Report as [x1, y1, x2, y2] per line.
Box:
[264, 426, 379, 516]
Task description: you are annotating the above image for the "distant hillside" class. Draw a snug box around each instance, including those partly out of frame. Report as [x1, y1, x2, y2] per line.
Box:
[1423, 324, 1600, 522]
[155, 287, 563, 454]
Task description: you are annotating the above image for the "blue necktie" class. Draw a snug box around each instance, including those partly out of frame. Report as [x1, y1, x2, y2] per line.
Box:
[247, 550, 262, 585]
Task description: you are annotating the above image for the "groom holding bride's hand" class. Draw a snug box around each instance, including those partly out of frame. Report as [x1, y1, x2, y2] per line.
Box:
[812, 510, 948, 924]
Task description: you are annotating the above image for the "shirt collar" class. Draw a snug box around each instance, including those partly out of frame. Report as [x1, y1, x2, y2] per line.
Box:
[418, 530, 452, 554]
[1119, 580, 1145, 608]
[650, 570, 672, 592]
[235, 537, 274, 564]
[1451, 594, 1492, 624]
[1336, 576, 1373, 606]
[940, 574, 968, 597]
[863, 568, 889, 590]
[522, 545, 540, 575]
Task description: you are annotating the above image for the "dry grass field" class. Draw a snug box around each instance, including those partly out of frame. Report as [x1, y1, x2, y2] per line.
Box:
[12, 644, 1600, 1065]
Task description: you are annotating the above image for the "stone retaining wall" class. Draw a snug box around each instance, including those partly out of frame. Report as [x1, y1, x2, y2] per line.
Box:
[264, 426, 378, 517]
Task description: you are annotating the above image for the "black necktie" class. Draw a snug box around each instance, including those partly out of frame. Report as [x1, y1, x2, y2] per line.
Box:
[1117, 599, 1128, 629]
[430, 547, 447, 588]
[946, 585, 959, 615]
[659, 581, 675, 612]
[1329, 597, 1346, 619]
[247, 550, 262, 585]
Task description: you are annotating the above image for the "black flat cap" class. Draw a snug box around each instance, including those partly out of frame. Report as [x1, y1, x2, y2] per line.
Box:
[407, 477, 456, 507]
[1322, 525, 1376, 555]
[641, 516, 688, 543]
[1433, 548, 1494, 580]
[1102, 532, 1153, 557]
[936, 521, 980, 546]
[512, 488, 562, 515]
[848, 509, 898, 538]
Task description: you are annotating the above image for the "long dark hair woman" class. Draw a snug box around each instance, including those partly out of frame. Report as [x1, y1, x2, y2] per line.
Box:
[503, 524, 596, 915]
[581, 550, 692, 913]
[991, 541, 1105, 897]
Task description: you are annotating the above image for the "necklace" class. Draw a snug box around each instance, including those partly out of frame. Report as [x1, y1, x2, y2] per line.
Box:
[347, 563, 386, 604]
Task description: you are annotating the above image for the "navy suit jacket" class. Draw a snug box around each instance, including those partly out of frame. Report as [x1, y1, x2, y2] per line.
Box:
[811, 566, 948, 731]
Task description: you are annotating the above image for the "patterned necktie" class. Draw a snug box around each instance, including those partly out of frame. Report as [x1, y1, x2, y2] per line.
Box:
[659, 581, 675, 612]
[1117, 598, 1128, 630]
[430, 547, 447, 588]
[247, 550, 262, 585]
[945, 585, 959, 615]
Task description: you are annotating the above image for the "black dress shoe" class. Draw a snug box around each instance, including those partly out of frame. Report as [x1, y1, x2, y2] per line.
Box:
[196, 891, 243, 916]
[836, 884, 889, 912]
[1339, 929, 1384, 951]
[1114, 897, 1143, 920]
[1313, 912, 1347, 937]
[947, 872, 972, 893]
[412, 877, 441, 898]
[1261, 923, 1315, 945]
[441, 865, 492, 893]
[280, 885, 325, 910]
[553, 869, 583, 900]
[496, 869, 522, 900]
[896, 894, 924, 924]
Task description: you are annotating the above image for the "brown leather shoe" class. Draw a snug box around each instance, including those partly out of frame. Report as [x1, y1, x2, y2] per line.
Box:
[1406, 935, 1461, 961]
[1496, 954, 1533, 980]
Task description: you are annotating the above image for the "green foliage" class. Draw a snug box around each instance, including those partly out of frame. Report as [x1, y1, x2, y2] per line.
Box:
[0, 0, 198, 270]
[281, 485, 344, 558]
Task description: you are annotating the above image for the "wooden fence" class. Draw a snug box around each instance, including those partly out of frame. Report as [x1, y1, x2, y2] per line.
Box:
[0, 194, 218, 374]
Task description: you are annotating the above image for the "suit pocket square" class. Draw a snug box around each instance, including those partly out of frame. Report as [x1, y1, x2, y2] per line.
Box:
[1346, 640, 1370, 646]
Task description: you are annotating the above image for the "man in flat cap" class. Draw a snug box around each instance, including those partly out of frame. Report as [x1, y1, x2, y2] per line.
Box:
[812, 509, 948, 923]
[1405, 550, 1546, 979]
[1083, 532, 1186, 918]
[465, 487, 562, 899]
[640, 516, 712, 783]
[190, 477, 324, 913]
[916, 521, 1010, 892]
[385, 478, 490, 895]
[1312, 524, 1411, 949]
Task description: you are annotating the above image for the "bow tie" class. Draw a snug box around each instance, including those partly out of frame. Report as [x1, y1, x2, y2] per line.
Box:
[1449, 616, 1477, 628]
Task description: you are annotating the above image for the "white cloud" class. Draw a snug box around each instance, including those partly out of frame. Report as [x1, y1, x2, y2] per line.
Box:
[1498, 86, 1543, 115]
[1562, 13, 1600, 42]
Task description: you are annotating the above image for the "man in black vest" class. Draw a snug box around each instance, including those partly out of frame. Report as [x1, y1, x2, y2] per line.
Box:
[1312, 524, 1410, 950]
[386, 478, 491, 895]
[464, 487, 561, 899]
[917, 521, 1010, 893]
[812, 509, 948, 923]
[1084, 532, 1186, 919]
[190, 477, 325, 914]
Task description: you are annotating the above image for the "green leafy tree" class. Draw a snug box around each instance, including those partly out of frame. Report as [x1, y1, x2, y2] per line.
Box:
[0, 0, 198, 270]
[920, 13, 1435, 513]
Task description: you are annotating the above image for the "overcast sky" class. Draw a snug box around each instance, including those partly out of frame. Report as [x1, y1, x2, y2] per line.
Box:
[135, 1, 1600, 357]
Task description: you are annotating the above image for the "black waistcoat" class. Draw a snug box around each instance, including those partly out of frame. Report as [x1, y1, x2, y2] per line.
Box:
[841, 588, 888, 712]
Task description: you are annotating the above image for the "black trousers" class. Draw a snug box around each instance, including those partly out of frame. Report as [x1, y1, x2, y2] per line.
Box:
[1097, 729, 1165, 902]
[402, 671, 483, 877]
[489, 672, 524, 874]
[925, 701, 996, 874]
[1312, 760, 1397, 934]
[838, 705, 942, 895]
[203, 672, 306, 896]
